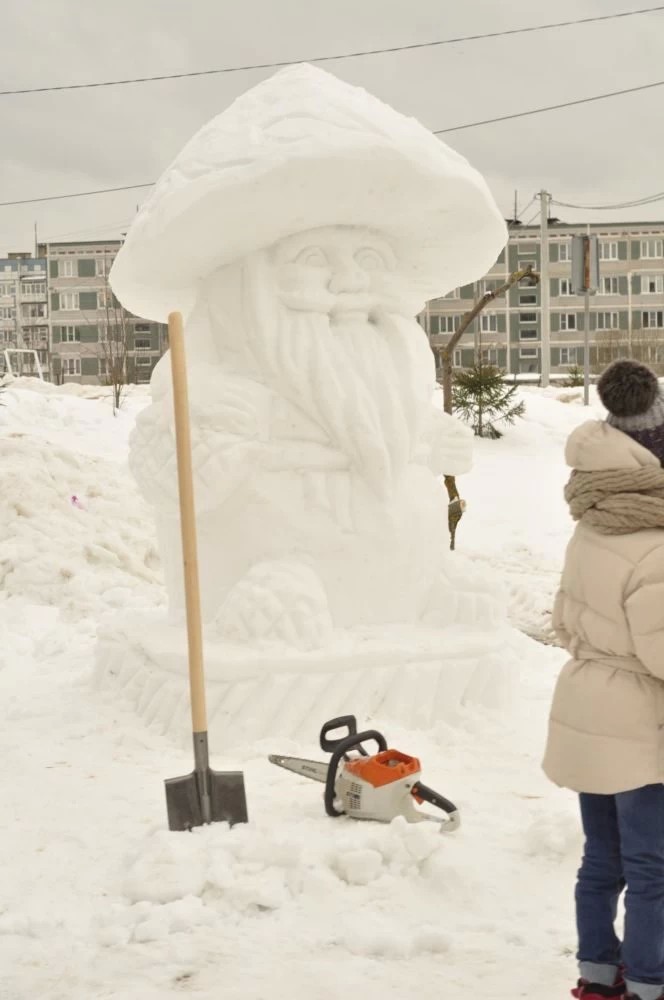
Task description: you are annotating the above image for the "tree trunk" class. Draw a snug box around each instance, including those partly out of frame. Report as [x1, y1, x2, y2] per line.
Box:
[435, 265, 539, 548]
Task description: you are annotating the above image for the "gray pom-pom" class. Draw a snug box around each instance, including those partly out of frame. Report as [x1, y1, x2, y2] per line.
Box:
[597, 359, 659, 418]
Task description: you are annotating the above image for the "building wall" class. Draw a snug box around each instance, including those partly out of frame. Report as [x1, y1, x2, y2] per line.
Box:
[424, 221, 664, 376]
[40, 240, 167, 386]
[0, 255, 49, 378]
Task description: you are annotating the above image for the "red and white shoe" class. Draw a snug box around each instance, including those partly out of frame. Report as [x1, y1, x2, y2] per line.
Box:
[571, 973, 625, 999]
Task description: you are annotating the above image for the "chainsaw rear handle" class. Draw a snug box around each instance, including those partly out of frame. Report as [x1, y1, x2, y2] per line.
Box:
[413, 781, 460, 831]
[324, 730, 388, 817]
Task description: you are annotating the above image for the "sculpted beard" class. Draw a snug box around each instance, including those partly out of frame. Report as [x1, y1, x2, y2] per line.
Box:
[244, 254, 434, 497]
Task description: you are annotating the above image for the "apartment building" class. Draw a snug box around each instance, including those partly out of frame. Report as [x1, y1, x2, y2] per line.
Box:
[423, 221, 664, 376]
[39, 239, 166, 385]
[0, 252, 49, 378]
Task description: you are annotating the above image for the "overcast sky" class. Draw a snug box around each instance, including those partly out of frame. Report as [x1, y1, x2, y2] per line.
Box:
[2, 0, 663, 255]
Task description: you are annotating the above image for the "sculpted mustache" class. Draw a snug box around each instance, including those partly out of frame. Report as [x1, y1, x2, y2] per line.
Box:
[278, 290, 408, 316]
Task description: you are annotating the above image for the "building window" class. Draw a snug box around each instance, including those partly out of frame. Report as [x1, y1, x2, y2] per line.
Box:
[558, 242, 572, 262]
[134, 337, 151, 350]
[22, 281, 45, 295]
[453, 350, 462, 367]
[643, 274, 664, 294]
[480, 348, 498, 365]
[519, 259, 536, 270]
[21, 304, 46, 319]
[596, 312, 619, 331]
[601, 276, 620, 295]
[0, 306, 16, 319]
[61, 325, 80, 342]
[95, 259, 109, 277]
[60, 292, 79, 310]
[599, 241, 619, 261]
[560, 313, 577, 331]
[643, 310, 664, 328]
[63, 357, 81, 376]
[519, 312, 537, 323]
[559, 279, 574, 296]
[560, 347, 578, 365]
[61, 260, 75, 278]
[641, 240, 664, 259]
[520, 347, 538, 358]
[134, 323, 151, 332]
[520, 294, 536, 305]
[480, 314, 498, 333]
[428, 314, 458, 335]
[520, 329, 538, 341]
[135, 356, 152, 367]
[0, 282, 13, 295]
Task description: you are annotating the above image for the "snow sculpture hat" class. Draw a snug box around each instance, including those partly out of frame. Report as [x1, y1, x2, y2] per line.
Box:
[598, 359, 664, 465]
[110, 63, 507, 323]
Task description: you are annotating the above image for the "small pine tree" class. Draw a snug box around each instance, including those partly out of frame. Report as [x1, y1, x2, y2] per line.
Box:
[452, 364, 525, 438]
[564, 364, 584, 387]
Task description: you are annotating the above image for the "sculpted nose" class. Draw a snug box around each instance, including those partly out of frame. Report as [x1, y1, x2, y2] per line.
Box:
[328, 264, 371, 295]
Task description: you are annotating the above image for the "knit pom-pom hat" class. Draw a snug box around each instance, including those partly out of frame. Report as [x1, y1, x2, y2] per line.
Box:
[597, 359, 664, 464]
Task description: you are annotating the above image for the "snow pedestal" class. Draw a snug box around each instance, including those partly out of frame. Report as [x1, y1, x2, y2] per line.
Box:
[95, 614, 518, 750]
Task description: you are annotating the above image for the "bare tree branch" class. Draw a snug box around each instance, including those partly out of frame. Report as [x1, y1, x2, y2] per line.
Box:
[432, 265, 540, 548]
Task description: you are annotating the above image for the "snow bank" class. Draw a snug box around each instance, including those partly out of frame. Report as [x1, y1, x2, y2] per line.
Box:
[0, 384, 162, 619]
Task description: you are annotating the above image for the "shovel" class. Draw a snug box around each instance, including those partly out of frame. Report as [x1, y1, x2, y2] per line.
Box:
[164, 310, 248, 831]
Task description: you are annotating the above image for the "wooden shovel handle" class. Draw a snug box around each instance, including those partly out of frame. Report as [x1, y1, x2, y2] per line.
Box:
[168, 311, 207, 733]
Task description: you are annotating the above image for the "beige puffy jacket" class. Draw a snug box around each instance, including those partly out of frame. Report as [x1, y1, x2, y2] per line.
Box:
[543, 420, 664, 794]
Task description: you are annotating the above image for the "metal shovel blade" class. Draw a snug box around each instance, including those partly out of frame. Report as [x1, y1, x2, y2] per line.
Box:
[165, 768, 248, 831]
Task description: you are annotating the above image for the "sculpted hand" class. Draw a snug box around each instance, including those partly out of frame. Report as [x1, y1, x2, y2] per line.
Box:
[129, 368, 270, 513]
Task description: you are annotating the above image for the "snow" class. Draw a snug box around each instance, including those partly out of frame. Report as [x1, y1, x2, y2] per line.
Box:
[0, 376, 604, 999]
[109, 63, 507, 323]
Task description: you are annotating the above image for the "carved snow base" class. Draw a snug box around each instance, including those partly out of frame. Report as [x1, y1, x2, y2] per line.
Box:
[95, 613, 519, 751]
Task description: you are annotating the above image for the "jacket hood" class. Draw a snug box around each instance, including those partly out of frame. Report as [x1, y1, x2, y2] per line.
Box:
[565, 420, 660, 472]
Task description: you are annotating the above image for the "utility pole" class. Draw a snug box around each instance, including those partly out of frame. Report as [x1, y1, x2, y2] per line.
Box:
[584, 224, 591, 406]
[539, 189, 551, 387]
[572, 229, 599, 406]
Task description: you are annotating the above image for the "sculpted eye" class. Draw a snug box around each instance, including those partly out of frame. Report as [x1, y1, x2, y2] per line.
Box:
[294, 247, 328, 267]
[354, 247, 388, 271]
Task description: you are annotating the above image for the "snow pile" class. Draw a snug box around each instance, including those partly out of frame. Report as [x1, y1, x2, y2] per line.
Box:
[0, 382, 163, 619]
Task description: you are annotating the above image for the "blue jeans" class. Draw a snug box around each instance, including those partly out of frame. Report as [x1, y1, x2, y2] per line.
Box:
[577, 785, 664, 999]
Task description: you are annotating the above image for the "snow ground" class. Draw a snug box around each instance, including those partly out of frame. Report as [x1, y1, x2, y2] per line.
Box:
[0, 378, 602, 1000]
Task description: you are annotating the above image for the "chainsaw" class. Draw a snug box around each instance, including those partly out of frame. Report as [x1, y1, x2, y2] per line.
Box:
[269, 715, 460, 832]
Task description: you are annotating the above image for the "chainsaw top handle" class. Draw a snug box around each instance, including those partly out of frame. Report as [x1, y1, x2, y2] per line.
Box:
[324, 729, 388, 817]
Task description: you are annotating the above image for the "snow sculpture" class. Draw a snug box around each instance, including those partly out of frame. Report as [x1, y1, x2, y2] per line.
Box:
[101, 65, 512, 746]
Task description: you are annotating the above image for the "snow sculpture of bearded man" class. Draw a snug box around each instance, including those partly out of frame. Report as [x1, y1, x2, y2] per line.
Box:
[105, 63, 510, 740]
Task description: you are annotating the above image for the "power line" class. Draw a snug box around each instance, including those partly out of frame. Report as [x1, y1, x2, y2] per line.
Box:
[1, 5, 663, 97]
[435, 77, 664, 133]
[552, 191, 664, 210]
[521, 209, 543, 227]
[40, 218, 133, 241]
[0, 183, 153, 208]
[508, 195, 537, 227]
[4, 75, 664, 210]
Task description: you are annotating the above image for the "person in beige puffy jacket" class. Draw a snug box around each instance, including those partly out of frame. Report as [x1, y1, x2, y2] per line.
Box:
[543, 360, 664, 1000]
